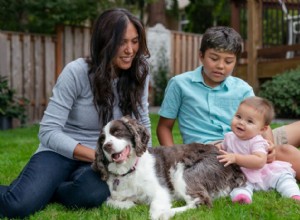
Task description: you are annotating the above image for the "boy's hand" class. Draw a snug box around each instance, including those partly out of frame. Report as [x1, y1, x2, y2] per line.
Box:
[217, 149, 236, 167]
[266, 140, 276, 163]
[215, 143, 222, 150]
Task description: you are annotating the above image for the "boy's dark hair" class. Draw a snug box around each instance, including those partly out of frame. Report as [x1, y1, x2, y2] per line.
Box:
[200, 26, 242, 58]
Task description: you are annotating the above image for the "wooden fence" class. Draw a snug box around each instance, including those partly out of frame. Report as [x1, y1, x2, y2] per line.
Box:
[170, 31, 202, 75]
[55, 25, 91, 79]
[235, 44, 300, 83]
[0, 32, 56, 125]
[0, 26, 202, 126]
[1, 25, 299, 127]
[0, 25, 91, 125]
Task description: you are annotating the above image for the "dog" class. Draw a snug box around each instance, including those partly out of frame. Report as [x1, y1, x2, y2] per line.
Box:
[92, 116, 246, 220]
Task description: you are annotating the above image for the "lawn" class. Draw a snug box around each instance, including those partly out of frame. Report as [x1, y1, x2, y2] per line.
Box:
[0, 114, 299, 220]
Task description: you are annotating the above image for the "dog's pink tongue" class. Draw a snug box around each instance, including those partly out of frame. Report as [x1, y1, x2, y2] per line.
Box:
[112, 146, 130, 163]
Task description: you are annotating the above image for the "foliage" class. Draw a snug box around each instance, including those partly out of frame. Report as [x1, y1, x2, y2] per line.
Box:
[0, 0, 153, 34]
[152, 47, 170, 106]
[0, 0, 233, 35]
[0, 76, 28, 124]
[184, 0, 230, 33]
[263, 9, 285, 46]
[0, 0, 94, 33]
[166, 0, 179, 19]
[258, 66, 300, 118]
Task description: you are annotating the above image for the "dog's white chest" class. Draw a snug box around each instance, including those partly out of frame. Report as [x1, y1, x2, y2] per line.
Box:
[110, 176, 134, 192]
[109, 174, 148, 203]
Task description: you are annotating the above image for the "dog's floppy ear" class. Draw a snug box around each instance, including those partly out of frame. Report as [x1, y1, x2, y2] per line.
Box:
[121, 115, 149, 157]
[92, 134, 109, 181]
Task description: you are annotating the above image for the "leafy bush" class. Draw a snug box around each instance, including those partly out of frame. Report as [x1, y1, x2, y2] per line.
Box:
[152, 47, 170, 106]
[0, 76, 29, 124]
[258, 66, 300, 118]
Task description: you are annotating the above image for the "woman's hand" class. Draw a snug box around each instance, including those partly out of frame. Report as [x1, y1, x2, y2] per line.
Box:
[73, 144, 96, 162]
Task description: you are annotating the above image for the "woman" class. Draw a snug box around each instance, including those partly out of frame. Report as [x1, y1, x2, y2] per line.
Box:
[0, 8, 151, 218]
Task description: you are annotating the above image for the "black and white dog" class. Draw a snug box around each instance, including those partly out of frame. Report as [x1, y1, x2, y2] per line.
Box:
[92, 116, 246, 220]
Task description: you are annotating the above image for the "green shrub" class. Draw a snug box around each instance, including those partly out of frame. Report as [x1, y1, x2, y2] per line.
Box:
[152, 47, 170, 106]
[0, 76, 29, 124]
[258, 66, 300, 118]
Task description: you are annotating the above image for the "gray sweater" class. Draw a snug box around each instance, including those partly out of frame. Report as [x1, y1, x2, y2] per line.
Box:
[36, 58, 151, 159]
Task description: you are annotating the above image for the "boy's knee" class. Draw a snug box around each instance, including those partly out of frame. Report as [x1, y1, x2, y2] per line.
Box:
[276, 144, 293, 157]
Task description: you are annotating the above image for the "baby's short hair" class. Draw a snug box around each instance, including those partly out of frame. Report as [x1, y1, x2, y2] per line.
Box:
[200, 26, 242, 58]
[240, 96, 275, 125]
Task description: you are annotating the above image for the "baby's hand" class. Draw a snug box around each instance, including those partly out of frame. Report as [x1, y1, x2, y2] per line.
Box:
[217, 150, 236, 167]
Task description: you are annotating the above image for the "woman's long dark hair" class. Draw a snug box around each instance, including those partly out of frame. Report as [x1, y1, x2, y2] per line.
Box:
[87, 8, 150, 126]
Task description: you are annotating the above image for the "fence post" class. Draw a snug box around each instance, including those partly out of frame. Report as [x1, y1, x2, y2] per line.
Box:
[55, 25, 64, 79]
[0, 33, 9, 79]
[247, 0, 261, 93]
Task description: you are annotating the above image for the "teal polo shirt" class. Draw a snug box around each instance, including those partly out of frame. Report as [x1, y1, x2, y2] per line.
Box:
[158, 66, 254, 144]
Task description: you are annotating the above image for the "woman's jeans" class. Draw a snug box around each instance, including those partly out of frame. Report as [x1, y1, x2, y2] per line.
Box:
[0, 151, 110, 218]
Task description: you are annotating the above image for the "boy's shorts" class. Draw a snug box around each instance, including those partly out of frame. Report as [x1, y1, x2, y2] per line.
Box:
[272, 126, 288, 145]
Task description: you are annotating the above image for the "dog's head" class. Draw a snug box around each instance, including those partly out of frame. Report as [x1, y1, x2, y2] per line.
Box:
[92, 116, 150, 180]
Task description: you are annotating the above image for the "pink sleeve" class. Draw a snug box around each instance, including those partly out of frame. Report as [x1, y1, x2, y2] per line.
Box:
[249, 135, 268, 154]
[222, 133, 231, 151]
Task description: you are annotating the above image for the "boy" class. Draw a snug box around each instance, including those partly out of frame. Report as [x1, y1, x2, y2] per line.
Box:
[157, 26, 300, 180]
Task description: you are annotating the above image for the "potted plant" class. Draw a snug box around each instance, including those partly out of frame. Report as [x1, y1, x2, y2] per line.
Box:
[0, 76, 28, 130]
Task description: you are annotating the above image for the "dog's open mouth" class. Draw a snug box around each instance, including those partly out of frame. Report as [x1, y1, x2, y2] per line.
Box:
[112, 145, 130, 163]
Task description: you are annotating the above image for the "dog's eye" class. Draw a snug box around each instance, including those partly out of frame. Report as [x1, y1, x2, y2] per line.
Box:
[111, 128, 122, 136]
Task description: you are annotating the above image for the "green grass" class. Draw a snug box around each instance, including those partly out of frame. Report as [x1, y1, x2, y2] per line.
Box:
[0, 114, 300, 220]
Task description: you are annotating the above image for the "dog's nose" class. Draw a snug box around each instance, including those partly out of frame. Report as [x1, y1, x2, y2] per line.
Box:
[103, 142, 113, 153]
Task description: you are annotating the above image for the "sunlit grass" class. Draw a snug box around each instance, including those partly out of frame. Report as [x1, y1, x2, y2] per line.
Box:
[0, 114, 299, 219]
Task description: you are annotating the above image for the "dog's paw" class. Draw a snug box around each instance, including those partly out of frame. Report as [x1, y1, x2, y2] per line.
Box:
[106, 198, 135, 209]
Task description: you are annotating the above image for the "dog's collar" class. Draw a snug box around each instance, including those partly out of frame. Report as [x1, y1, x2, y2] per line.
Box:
[121, 157, 139, 177]
[112, 158, 139, 191]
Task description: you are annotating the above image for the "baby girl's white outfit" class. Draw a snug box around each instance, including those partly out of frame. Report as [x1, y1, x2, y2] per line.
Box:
[222, 132, 300, 201]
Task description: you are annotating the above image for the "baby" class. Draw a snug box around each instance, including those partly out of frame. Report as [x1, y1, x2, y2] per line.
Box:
[217, 96, 300, 204]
